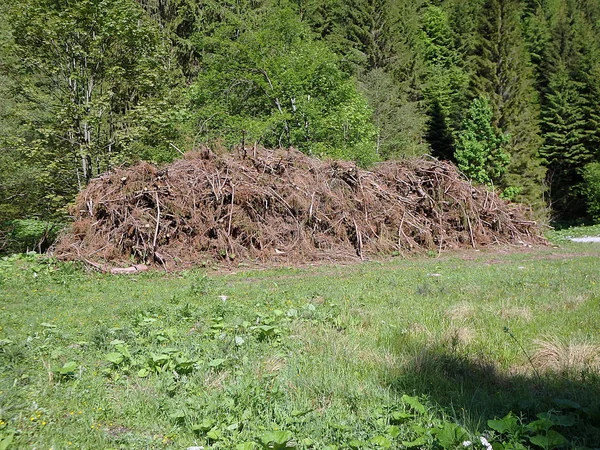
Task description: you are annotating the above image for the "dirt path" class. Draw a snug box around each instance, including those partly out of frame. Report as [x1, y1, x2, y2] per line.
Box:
[216, 243, 600, 282]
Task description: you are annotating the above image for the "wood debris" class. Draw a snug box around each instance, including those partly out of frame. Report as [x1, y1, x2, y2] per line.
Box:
[53, 147, 546, 270]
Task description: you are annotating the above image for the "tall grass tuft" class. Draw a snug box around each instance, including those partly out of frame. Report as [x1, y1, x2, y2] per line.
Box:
[532, 337, 600, 377]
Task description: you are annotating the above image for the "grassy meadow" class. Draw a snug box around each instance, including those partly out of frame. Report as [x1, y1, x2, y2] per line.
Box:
[1, 234, 600, 449]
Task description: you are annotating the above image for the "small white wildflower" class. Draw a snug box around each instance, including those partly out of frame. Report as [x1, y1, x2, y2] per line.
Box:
[219, 295, 228, 302]
[480, 436, 492, 450]
[462, 441, 472, 447]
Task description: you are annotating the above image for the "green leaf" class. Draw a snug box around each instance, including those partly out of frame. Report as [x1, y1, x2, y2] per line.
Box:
[114, 344, 131, 358]
[536, 412, 576, 428]
[259, 430, 294, 448]
[402, 436, 428, 448]
[226, 422, 239, 431]
[371, 435, 392, 448]
[255, 325, 280, 340]
[488, 413, 519, 434]
[386, 425, 401, 438]
[169, 410, 185, 419]
[436, 422, 468, 448]
[348, 440, 367, 449]
[290, 409, 312, 417]
[526, 417, 555, 433]
[528, 430, 568, 449]
[552, 398, 582, 411]
[206, 428, 222, 440]
[0, 432, 14, 450]
[192, 418, 215, 433]
[236, 443, 256, 450]
[105, 352, 124, 365]
[151, 353, 170, 363]
[137, 368, 149, 378]
[169, 410, 185, 424]
[59, 361, 77, 375]
[391, 411, 414, 423]
[401, 395, 426, 414]
[208, 358, 226, 368]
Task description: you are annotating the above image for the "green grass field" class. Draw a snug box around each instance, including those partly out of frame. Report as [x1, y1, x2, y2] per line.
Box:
[1, 233, 599, 449]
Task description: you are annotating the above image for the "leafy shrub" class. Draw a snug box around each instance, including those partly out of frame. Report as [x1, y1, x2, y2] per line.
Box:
[581, 162, 600, 223]
[0, 219, 62, 255]
[454, 97, 510, 186]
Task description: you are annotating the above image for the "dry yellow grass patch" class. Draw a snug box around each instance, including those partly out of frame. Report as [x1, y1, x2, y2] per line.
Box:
[357, 348, 398, 369]
[204, 370, 230, 390]
[254, 355, 286, 379]
[500, 306, 533, 322]
[542, 294, 588, 312]
[532, 337, 600, 375]
[562, 294, 588, 311]
[445, 302, 476, 321]
[407, 322, 432, 337]
[443, 326, 475, 348]
[405, 346, 432, 375]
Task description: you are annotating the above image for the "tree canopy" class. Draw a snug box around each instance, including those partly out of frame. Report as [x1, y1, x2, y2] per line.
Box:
[2, 0, 600, 224]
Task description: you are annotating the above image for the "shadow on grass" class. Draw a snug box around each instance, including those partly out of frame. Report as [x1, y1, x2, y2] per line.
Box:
[385, 336, 600, 447]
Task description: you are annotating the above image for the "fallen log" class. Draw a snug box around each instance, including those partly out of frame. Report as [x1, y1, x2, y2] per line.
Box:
[110, 264, 148, 275]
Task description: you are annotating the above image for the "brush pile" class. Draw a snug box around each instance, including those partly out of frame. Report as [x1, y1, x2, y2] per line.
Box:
[54, 147, 546, 270]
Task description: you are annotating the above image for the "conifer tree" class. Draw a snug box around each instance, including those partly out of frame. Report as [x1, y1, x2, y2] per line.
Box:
[470, 0, 546, 210]
[300, 0, 430, 158]
[454, 96, 509, 186]
[540, 65, 591, 216]
[419, 4, 468, 161]
[536, 0, 600, 217]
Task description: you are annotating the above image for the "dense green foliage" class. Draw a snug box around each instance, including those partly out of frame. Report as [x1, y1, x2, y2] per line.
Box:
[2, 0, 600, 226]
[581, 162, 600, 222]
[0, 219, 61, 254]
[188, 6, 377, 163]
[454, 97, 510, 186]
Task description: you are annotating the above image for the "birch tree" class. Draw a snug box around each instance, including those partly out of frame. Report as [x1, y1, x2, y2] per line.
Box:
[6, 0, 178, 198]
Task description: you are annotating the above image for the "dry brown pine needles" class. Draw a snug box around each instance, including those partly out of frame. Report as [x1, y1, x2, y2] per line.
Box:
[53, 147, 546, 270]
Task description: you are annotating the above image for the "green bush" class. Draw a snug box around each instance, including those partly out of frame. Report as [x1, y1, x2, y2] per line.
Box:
[581, 162, 600, 223]
[0, 219, 62, 255]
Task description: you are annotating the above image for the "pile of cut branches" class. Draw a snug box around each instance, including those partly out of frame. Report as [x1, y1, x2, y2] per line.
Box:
[54, 148, 546, 270]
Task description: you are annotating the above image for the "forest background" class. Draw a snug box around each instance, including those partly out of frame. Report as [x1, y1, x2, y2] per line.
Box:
[2, 0, 600, 249]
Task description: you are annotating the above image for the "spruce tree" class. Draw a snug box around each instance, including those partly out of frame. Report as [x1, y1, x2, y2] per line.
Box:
[540, 65, 591, 217]
[470, 0, 546, 210]
[301, 0, 430, 158]
[536, 0, 600, 218]
[419, 4, 468, 161]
